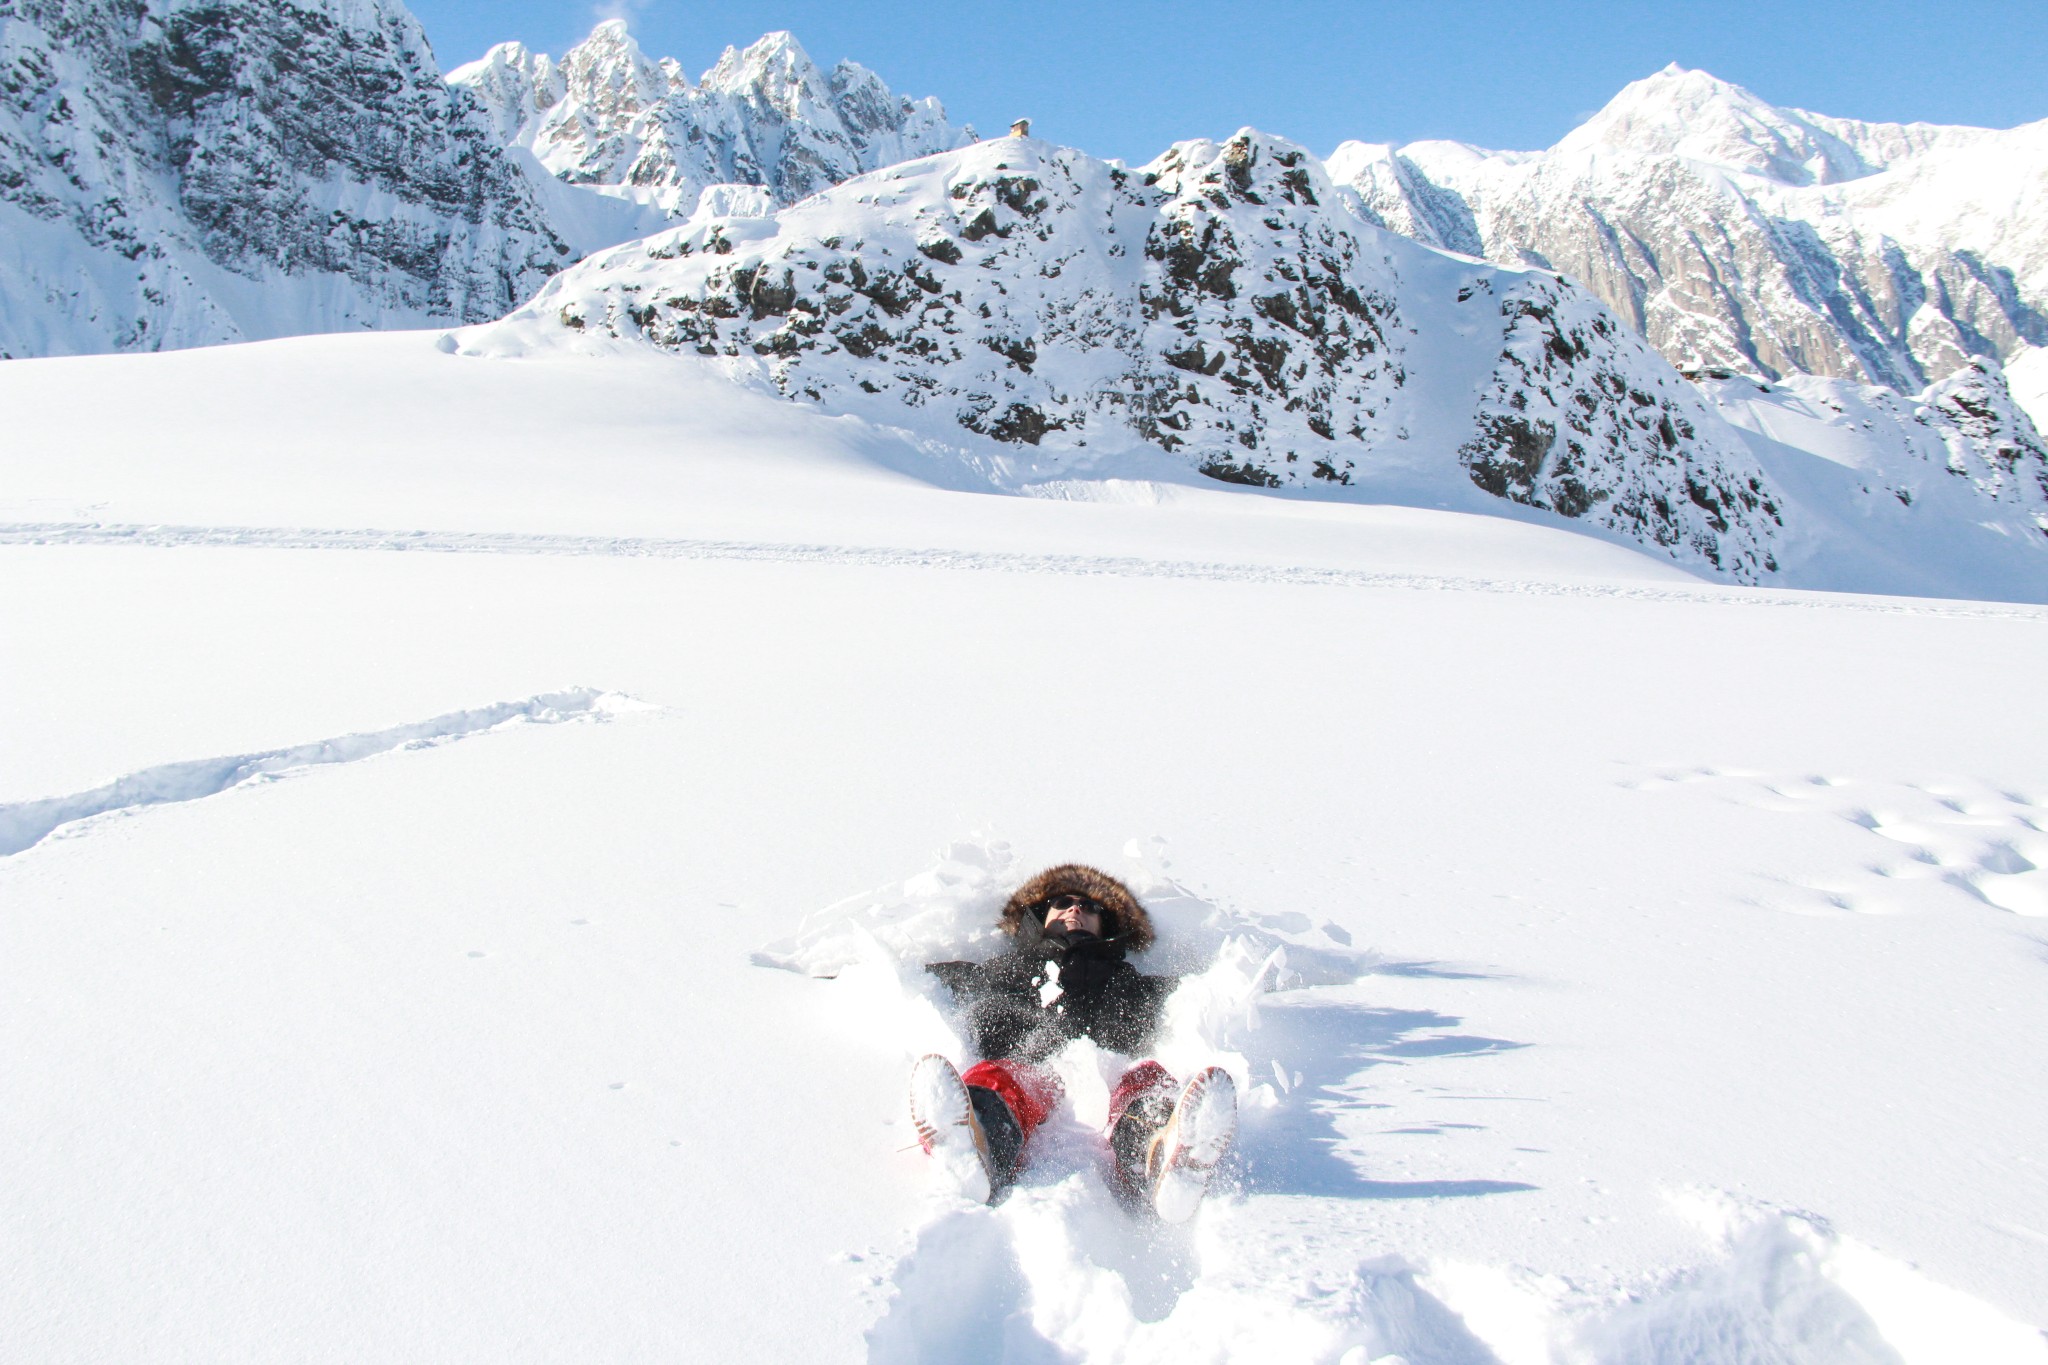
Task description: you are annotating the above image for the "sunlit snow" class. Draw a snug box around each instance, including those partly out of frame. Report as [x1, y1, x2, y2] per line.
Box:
[2, 332, 2044, 1362]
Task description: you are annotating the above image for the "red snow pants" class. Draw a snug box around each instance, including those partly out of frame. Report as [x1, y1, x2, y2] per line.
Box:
[963, 1058, 1180, 1139]
[1105, 1060, 1179, 1131]
[961, 1059, 1065, 1135]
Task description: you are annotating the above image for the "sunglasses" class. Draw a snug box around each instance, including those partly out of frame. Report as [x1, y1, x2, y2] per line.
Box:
[1040, 893, 1103, 916]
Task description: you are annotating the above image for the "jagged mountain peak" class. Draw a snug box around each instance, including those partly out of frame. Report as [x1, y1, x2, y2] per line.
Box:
[565, 17, 654, 65]
[1332, 65, 2047, 404]
[1555, 65, 1871, 185]
[447, 40, 555, 143]
[701, 30, 828, 100]
[452, 23, 973, 215]
[554, 20, 673, 109]
[468, 38, 537, 68]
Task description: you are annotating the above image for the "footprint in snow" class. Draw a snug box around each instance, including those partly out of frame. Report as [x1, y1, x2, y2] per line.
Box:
[1628, 766, 2048, 918]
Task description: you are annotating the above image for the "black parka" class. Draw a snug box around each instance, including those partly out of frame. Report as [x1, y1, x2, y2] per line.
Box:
[927, 864, 1175, 1062]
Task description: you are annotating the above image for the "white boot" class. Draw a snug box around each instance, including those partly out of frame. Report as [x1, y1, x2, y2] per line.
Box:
[908, 1054, 996, 1204]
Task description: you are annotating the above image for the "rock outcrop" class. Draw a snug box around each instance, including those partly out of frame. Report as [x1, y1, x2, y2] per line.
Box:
[476, 131, 1786, 579]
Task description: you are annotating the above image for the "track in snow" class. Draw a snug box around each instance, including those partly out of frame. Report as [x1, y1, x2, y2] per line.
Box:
[0, 687, 647, 858]
[4, 521, 2044, 620]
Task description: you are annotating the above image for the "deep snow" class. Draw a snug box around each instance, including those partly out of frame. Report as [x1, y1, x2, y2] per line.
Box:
[2, 332, 2046, 1363]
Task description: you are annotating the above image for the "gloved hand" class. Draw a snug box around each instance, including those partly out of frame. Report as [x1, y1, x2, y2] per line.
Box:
[1056, 934, 1121, 995]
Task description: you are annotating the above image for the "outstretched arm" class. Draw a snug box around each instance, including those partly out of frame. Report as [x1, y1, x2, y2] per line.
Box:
[926, 961, 982, 999]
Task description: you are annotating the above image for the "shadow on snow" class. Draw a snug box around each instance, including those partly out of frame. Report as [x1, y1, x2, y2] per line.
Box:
[1233, 999, 1537, 1202]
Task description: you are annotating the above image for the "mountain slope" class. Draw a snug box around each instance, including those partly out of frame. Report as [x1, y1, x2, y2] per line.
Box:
[0, 4, 968, 358]
[1329, 66, 2048, 399]
[469, 131, 1794, 581]
[0, 0, 572, 356]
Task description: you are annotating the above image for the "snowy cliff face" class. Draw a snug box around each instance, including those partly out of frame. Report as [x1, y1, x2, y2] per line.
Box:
[1329, 66, 2048, 402]
[474, 132, 1787, 580]
[0, 0, 572, 357]
[448, 24, 974, 220]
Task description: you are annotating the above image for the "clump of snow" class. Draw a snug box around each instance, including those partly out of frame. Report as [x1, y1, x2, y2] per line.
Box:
[1545, 1192, 2048, 1364]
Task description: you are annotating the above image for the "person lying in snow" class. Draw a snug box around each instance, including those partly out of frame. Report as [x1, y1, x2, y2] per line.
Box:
[909, 863, 1238, 1222]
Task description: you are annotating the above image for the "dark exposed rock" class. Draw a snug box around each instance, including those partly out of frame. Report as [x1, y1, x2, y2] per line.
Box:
[1200, 459, 1283, 487]
[1465, 413, 1557, 499]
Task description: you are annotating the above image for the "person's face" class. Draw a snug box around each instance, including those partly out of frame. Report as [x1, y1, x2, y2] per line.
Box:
[1042, 894, 1103, 937]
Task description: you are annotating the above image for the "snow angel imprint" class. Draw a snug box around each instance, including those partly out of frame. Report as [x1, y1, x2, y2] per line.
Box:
[909, 863, 1237, 1222]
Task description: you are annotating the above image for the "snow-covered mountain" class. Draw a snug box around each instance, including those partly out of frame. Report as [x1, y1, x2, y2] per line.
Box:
[469, 131, 2048, 593]
[4, 5, 2044, 594]
[0, 2, 967, 358]
[448, 23, 974, 220]
[0, 0, 572, 356]
[1329, 66, 2048, 400]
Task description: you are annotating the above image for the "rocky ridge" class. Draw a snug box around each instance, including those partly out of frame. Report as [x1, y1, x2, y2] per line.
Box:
[1705, 358, 2048, 514]
[474, 131, 1791, 580]
[448, 23, 974, 220]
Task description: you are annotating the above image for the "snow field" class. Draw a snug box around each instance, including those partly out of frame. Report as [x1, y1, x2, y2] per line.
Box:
[3, 534, 2046, 1361]
[0, 331, 1702, 581]
[3, 329, 2046, 1361]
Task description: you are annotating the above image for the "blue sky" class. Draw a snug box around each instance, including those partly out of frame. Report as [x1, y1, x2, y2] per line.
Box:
[408, 0, 2047, 162]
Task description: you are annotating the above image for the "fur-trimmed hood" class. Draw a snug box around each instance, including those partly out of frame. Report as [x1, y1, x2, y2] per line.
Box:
[998, 864, 1155, 953]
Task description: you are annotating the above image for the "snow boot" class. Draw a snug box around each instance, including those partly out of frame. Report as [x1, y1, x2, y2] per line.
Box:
[1144, 1066, 1238, 1224]
[909, 1054, 1021, 1203]
[1108, 1074, 1180, 1210]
